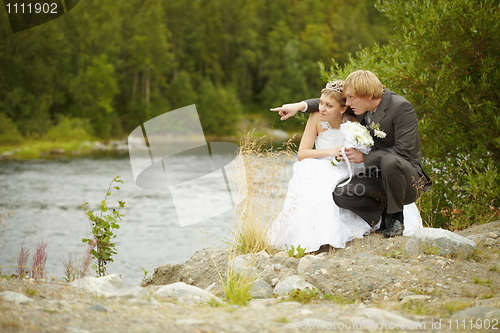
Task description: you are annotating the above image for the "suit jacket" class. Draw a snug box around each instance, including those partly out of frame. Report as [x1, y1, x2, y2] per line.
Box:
[304, 89, 431, 189]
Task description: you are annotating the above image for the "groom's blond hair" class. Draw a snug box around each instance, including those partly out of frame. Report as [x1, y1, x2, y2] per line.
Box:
[344, 70, 385, 99]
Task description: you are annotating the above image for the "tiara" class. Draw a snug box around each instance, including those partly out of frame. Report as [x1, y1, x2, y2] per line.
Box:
[325, 81, 343, 93]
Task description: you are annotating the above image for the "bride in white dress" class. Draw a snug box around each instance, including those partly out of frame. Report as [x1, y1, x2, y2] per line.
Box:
[268, 80, 422, 253]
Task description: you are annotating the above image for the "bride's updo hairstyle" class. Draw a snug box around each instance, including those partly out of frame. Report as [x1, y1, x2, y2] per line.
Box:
[321, 80, 355, 116]
[344, 70, 385, 99]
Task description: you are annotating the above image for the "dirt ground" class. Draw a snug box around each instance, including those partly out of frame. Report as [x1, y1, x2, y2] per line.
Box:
[1, 221, 499, 333]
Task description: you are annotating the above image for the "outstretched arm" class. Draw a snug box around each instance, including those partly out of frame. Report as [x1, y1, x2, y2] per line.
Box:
[270, 102, 307, 121]
[270, 98, 321, 120]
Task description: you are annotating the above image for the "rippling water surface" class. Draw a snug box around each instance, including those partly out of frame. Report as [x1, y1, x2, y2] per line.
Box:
[0, 153, 241, 287]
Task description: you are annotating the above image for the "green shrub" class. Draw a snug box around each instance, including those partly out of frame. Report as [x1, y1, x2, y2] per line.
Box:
[44, 116, 93, 142]
[0, 112, 23, 145]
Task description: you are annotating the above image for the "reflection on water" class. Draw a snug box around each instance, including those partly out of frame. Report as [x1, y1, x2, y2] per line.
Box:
[0, 153, 242, 286]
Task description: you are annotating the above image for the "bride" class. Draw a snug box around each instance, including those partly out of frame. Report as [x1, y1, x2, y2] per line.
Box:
[267, 80, 421, 253]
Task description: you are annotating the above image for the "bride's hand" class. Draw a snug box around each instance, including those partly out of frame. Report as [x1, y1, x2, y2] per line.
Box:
[270, 102, 306, 121]
[341, 148, 364, 163]
[330, 146, 343, 159]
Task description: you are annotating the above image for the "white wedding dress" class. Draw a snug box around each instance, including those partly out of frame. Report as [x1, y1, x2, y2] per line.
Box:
[268, 120, 422, 253]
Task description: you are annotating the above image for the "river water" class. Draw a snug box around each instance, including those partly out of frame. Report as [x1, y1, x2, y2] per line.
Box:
[0, 152, 268, 287]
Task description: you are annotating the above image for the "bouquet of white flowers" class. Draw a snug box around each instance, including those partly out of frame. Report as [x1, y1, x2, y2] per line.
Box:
[331, 121, 374, 166]
[340, 121, 374, 154]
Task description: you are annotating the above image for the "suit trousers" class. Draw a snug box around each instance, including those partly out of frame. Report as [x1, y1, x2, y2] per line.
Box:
[333, 153, 421, 226]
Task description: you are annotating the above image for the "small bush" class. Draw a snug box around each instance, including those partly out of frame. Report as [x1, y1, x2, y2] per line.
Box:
[44, 115, 93, 142]
[0, 112, 23, 145]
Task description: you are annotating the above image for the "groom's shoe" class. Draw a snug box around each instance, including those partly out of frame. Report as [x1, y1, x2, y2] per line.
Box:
[375, 209, 388, 234]
[383, 212, 404, 238]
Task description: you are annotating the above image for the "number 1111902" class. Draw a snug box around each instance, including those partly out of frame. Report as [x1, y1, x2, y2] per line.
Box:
[448, 319, 498, 330]
[6, 3, 59, 14]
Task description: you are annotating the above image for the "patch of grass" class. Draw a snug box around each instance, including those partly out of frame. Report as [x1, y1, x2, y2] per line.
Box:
[220, 268, 254, 306]
[25, 287, 37, 297]
[324, 293, 355, 305]
[274, 317, 290, 323]
[286, 288, 322, 304]
[471, 244, 490, 262]
[385, 249, 403, 259]
[285, 244, 306, 259]
[443, 301, 472, 316]
[480, 293, 494, 299]
[400, 299, 437, 316]
[421, 243, 440, 256]
[472, 276, 492, 286]
[490, 266, 499, 272]
[206, 298, 225, 307]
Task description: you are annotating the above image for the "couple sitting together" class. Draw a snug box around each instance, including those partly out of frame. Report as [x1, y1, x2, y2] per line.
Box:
[268, 70, 432, 254]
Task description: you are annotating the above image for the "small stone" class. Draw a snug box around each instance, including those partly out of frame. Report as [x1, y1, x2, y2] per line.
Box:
[435, 259, 447, 267]
[488, 232, 498, 239]
[401, 295, 431, 303]
[484, 238, 497, 246]
[399, 292, 415, 301]
[271, 278, 279, 286]
[88, 303, 108, 312]
[320, 268, 327, 275]
[272, 264, 282, 271]
[395, 282, 402, 288]
[257, 250, 270, 258]
[274, 251, 289, 258]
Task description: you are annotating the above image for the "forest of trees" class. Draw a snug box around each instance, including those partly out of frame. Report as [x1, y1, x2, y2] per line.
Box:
[0, 0, 391, 140]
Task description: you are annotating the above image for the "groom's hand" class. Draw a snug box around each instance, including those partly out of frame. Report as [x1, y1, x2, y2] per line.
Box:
[270, 102, 306, 121]
[339, 148, 364, 163]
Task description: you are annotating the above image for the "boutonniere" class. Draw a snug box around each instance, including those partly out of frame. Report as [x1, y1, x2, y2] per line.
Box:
[369, 122, 387, 138]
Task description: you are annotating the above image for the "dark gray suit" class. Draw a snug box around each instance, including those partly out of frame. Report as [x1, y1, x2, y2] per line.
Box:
[304, 89, 431, 225]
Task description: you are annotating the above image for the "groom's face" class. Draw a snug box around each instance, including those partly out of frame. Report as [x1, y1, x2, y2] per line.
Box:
[345, 88, 371, 115]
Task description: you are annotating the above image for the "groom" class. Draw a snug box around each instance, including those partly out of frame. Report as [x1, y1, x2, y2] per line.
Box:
[272, 70, 431, 237]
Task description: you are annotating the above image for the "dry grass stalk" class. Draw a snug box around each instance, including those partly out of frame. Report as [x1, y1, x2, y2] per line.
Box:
[16, 246, 30, 278]
[30, 239, 48, 279]
[228, 133, 296, 254]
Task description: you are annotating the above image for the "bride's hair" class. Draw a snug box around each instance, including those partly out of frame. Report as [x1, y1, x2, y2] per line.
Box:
[321, 80, 355, 117]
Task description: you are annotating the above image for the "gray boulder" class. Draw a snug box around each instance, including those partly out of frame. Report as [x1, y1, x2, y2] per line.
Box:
[404, 228, 476, 258]
[274, 275, 316, 296]
[297, 255, 325, 275]
[0, 291, 34, 304]
[69, 274, 126, 297]
[229, 254, 257, 276]
[155, 282, 225, 305]
[249, 278, 274, 298]
[451, 306, 500, 320]
[354, 308, 414, 328]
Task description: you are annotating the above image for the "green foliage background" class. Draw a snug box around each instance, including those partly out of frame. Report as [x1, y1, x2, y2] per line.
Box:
[320, 0, 500, 229]
[0, 0, 390, 138]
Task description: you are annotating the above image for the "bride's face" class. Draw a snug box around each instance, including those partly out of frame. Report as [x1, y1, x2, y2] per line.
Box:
[319, 94, 346, 122]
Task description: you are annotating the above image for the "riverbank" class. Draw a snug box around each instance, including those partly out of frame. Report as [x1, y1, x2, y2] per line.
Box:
[0, 139, 130, 160]
[0, 130, 296, 161]
[2, 221, 499, 332]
